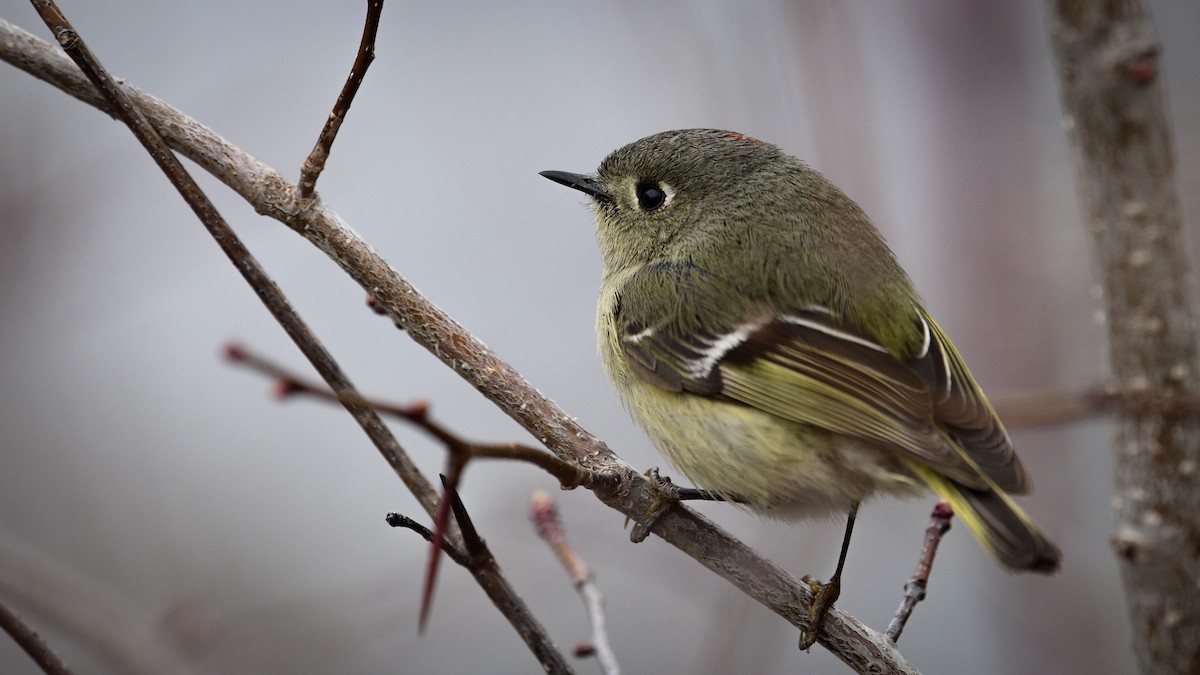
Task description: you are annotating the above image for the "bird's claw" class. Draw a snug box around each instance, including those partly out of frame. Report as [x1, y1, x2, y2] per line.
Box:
[628, 468, 680, 543]
[799, 574, 841, 650]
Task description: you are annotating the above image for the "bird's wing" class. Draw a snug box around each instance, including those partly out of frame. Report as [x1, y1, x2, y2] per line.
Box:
[619, 288, 1028, 493]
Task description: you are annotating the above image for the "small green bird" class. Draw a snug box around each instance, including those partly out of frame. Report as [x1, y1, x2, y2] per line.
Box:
[541, 129, 1060, 645]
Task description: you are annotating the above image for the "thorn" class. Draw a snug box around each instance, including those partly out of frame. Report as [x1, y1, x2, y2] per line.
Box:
[418, 474, 457, 634]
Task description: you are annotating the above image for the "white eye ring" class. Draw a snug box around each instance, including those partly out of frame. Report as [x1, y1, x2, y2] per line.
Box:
[634, 181, 675, 212]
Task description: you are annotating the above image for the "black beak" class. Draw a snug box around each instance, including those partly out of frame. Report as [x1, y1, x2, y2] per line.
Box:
[539, 170, 612, 202]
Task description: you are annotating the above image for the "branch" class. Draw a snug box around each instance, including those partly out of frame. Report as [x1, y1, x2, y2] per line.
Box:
[228, 342, 601, 642]
[439, 478, 576, 674]
[0, 598, 73, 675]
[885, 502, 953, 643]
[296, 0, 384, 198]
[0, 532, 193, 675]
[0, 18, 918, 674]
[1044, 1, 1200, 673]
[991, 384, 1200, 428]
[531, 491, 619, 675]
[385, 513, 469, 566]
[226, 343, 597, 490]
[385, 504, 575, 673]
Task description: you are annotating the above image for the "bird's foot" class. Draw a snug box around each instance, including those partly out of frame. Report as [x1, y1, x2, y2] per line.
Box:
[799, 574, 841, 650]
[628, 468, 680, 543]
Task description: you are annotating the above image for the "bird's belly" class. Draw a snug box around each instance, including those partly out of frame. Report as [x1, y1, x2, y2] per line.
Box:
[620, 379, 923, 520]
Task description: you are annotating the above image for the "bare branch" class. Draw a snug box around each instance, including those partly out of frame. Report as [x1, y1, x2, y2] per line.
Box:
[992, 384, 1200, 428]
[0, 19, 918, 674]
[226, 343, 597, 490]
[296, 0, 384, 198]
[531, 491, 619, 675]
[1044, 1, 1200, 672]
[0, 532, 193, 675]
[227, 341, 600, 646]
[386, 513, 470, 566]
[885, 502, 953, 643]
[0, 598, 73, 675]
[991, 386, 1111, 427]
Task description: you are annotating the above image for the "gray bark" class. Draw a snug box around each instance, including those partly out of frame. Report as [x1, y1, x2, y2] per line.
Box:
[1045, 1, 1200, 672]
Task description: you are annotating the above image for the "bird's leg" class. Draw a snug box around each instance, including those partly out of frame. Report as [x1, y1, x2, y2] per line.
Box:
[799, 501, 859, 650]
[675, 487, 729, 501]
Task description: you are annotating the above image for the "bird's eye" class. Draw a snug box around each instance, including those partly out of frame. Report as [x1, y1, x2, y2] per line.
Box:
[635, 182, 667, 211]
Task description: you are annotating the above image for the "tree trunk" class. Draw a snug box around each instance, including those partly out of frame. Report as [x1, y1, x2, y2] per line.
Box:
[1045, 1, 1200, 672]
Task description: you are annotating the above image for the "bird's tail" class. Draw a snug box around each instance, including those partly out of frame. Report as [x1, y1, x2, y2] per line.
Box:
[908, 463, 1061, 573]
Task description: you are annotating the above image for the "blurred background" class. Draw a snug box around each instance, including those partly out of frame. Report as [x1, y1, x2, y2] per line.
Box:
[1, 1, 1197, 673]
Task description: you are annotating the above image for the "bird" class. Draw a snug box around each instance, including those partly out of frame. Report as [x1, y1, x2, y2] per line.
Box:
[540, 128, 1060, 647]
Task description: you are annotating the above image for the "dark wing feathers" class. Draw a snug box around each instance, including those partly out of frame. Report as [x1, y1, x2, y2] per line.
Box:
[624, 327, 726, 395]
[620, 306, 1029, 494]
[917, 315, 1029, 492]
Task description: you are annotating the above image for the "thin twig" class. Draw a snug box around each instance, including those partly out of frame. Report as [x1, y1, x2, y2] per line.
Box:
[0, 21, 918, 673]
[226, 343, 595, 489]
[991, 387, 1111, 427]
[385, 513, 470, 566]
[0, 532, 194, 675]
[0, 598, 73, 675]
[991, 384, 1200, 428]
[531, 492, 619, 675]
[885, 502, 953, 643]
[296, 0, 384, 198]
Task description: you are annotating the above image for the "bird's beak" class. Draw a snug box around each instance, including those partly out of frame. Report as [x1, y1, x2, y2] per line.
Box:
[539, 170, 612, 202]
